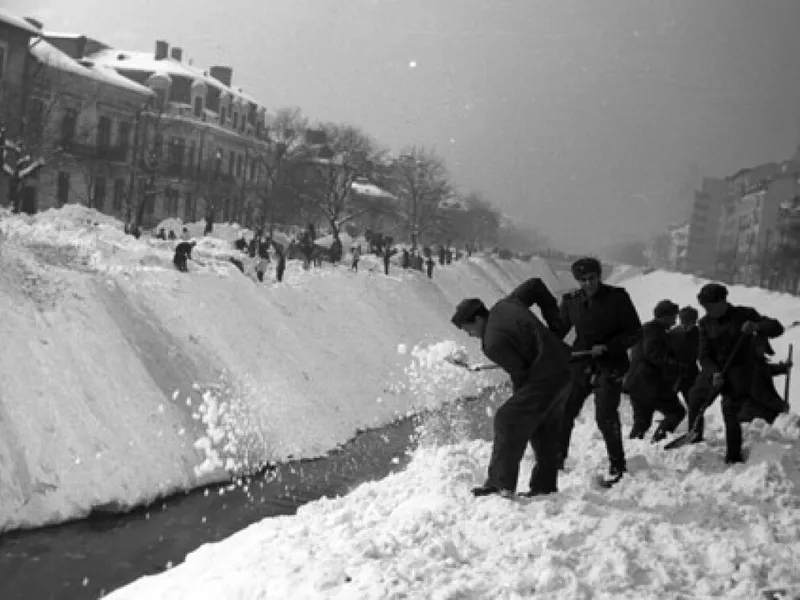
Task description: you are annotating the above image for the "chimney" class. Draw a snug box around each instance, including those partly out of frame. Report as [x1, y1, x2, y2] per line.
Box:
[170, 47, 183, 62]
[209, 66, 233, 87]
[24, 17, 44, 29]
[76, 35, 87, 59]
[155, 40, 169, 60]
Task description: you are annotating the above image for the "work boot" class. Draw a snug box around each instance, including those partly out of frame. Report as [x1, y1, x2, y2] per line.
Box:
[471, 484, 513, 498]
[518, 488, 556, 498]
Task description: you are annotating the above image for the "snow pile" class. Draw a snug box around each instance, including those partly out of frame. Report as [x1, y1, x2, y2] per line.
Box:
[107, 413, 800, 600]
[0, 206, 563, 533]
[106, 265, 800, 600]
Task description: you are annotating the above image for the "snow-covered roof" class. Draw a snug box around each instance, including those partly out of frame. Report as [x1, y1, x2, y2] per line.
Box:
[351, 181, 395, 199]
[87, 48, 261, 107]
[0, 8, 41, 35]
[29, 39, 154, 97]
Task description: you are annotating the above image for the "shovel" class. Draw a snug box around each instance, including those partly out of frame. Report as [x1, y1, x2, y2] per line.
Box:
[665, 333, 748, 450]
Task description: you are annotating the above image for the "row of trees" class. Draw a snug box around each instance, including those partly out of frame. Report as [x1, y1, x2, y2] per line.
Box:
[1, 51, 544, 253]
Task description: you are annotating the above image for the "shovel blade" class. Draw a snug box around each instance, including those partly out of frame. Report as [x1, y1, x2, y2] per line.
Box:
[664, 430, 700, 450]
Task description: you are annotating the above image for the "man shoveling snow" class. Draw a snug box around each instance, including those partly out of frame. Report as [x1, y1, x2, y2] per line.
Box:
[450, 278, 571, 498]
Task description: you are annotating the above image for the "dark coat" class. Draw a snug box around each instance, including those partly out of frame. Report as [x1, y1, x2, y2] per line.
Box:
[698, 304, 784, 396]
[698, 305, 783, 372]
[624, 319, 678, 399]
[669, 324, 700, 388]
[505, 278, 563, 334]
[557, 283, 642, 371]
[482, 294, 571, 395]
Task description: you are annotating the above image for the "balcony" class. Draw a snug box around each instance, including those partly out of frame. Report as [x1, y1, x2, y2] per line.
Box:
[63, 141, 129, 163]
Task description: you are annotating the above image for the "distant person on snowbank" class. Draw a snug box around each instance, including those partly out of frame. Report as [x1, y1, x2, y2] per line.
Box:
[451, 280, 571, 498]
[173, 240, 197, 272]
[274, 242, 286, 282]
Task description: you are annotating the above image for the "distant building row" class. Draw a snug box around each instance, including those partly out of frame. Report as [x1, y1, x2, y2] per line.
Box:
[651, 150, 800, 291]
[0, 9, 295, 226]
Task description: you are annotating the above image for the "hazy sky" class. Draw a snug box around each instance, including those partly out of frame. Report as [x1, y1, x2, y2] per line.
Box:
[10, 0, 800, 252]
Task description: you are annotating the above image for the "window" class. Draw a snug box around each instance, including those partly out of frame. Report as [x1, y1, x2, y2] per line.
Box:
[228, 150, 235, 175]
[27, 98, 46, 142]
[193, 96, 203, 117]
[57, 172, 70, 206]
[153, 133, 163, 158]
[220, 107, 226, 125]
[118, 121, 131, 152]
[60, 110, 77, 145]
[94, 175, 107, 210]
[236, 154, 243, 177]
[170, 137, 186, 170]
[187, 140, 195, 173]
[97, 116, 112, 148]
[232, 112, 238, 129]
[113, 179, 125, 211]
[0, 43, 6, 82]
[249, 158, 256, 181]
[154, 88, 167, 110]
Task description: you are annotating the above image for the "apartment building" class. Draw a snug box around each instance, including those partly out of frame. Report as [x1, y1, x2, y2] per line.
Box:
[684, 177, 727, 276]
[78, 38, 273, 227]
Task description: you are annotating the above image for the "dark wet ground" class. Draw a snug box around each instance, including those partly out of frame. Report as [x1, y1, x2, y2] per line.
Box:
[0, 390, 501, 600]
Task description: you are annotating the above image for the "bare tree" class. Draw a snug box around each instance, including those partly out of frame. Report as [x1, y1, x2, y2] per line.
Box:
[244, 107, 309, 232]
[439, 191, 501, 249]
[291, 122, 391, 241]
[385, 146, 451, 250]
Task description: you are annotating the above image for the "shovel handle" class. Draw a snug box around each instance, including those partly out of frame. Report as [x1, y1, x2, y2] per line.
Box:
[784, 344, 793, 404]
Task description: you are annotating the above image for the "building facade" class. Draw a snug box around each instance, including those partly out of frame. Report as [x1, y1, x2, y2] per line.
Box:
[23, 37, 154, 214]
[684, 177, 727, 276]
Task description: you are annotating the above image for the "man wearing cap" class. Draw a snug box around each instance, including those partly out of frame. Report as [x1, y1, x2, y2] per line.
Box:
[669, 306, 700, 404]
[690, 282, 784, 463]
[624, 300, 686, 441]
[450, 278, 571, 497]
[556, 257, 642, 485]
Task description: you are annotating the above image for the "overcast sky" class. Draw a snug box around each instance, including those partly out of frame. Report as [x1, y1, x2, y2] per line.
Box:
[11, 0, 800, 252]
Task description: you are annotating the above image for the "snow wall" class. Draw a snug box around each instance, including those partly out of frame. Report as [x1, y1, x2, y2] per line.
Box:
[0, 206, 565, 533]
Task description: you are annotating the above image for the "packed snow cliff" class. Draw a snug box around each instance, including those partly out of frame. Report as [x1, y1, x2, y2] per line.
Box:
[0, 206, 563, 533]
[109, 268, 800, 600]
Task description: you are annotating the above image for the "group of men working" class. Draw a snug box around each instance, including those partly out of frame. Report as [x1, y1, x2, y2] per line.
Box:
[451, 257, 791, 498]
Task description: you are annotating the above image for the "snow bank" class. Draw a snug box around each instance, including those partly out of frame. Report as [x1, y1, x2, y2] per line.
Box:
[0, 206, 563, 533]
[107, 412, 800, 600]
[106, 264, 800, 600]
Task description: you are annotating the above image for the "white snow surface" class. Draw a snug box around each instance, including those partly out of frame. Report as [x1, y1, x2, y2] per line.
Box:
[0, 205, 560, 533]
[107, 269, 800, 600]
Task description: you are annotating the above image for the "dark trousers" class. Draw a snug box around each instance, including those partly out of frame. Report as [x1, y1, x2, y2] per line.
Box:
[173, 256, 188, 272]
[559, 364, 626, 472]
[686, 369, 748, 459]
[486, 377, 569, 493]
[629, 392, 686, 439]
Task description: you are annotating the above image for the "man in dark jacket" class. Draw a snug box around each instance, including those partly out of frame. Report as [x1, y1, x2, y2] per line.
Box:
[555, 257, 642, 485]
[669, 306, 700, 404]
[688, 282, 784, 463]
[624, 300, 686, 441]
[451, 278, 571, 497]
[173, 240, 197, 272]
